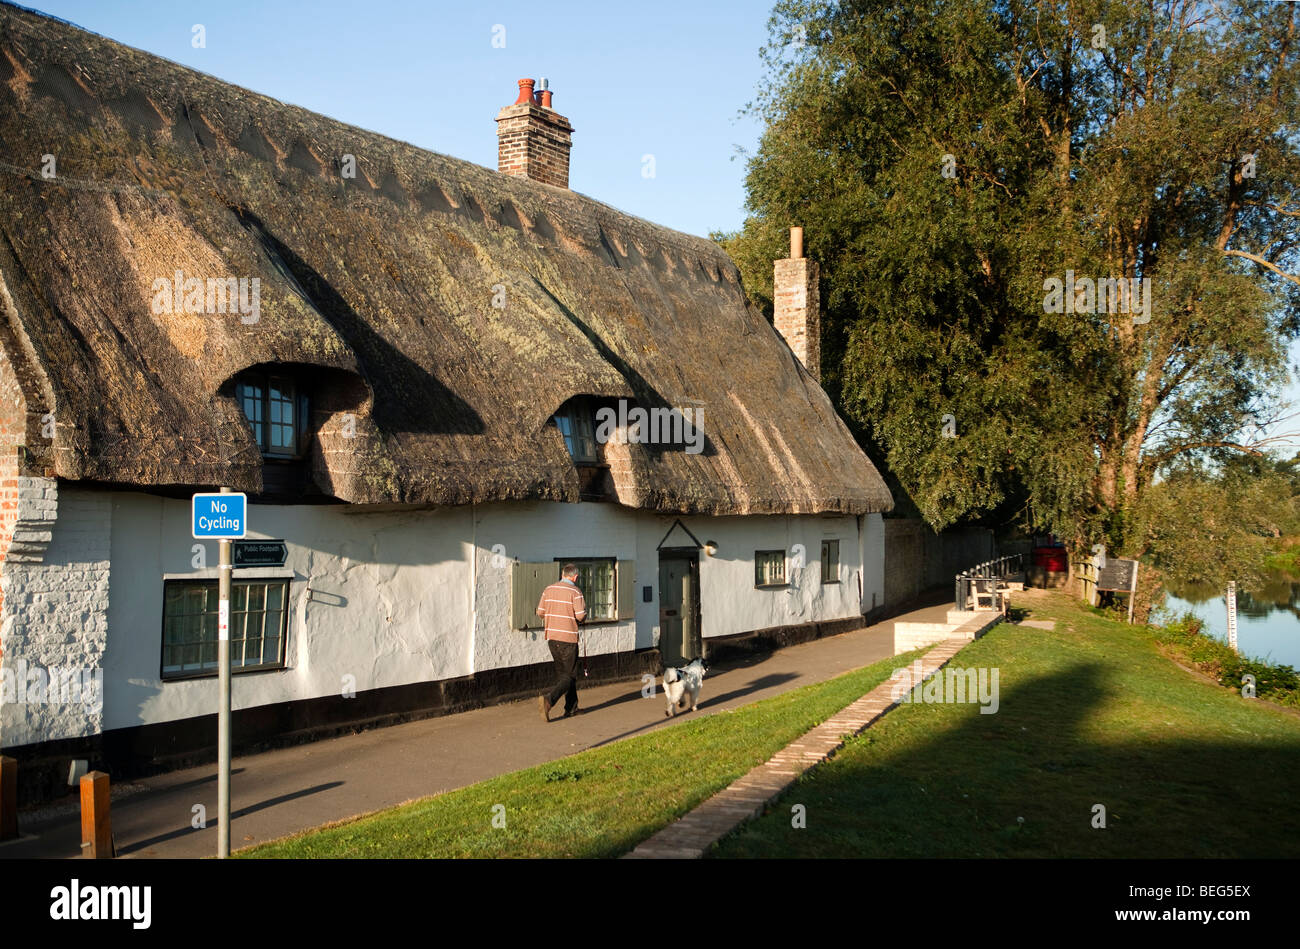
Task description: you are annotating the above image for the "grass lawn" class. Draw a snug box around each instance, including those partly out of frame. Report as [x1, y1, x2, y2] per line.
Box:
[710, 589, 1300, 858]
[238, 646, 926, 858]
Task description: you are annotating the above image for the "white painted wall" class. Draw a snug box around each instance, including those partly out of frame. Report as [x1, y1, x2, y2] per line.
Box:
[862, 513, 885, 614]
[0, 479, 111, 747]
[692, 513, 863, 638]
[3, 487, 887, 739]
[101, 491, 472, 733]
[470, 501, 640, 673]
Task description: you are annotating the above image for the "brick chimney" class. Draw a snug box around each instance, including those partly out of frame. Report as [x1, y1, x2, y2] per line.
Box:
[773, 226, 820, 379]
[496, 77, 574, 189]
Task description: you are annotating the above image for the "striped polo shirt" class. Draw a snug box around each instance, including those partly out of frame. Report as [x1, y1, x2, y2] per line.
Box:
[536, 578, 587, 643]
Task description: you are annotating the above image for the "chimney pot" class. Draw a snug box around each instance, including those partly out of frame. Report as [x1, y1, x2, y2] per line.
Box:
[497, 77, 574, 189]
[790, 226, 804, 259]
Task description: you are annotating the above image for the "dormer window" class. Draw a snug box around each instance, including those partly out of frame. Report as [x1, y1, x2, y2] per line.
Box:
[550, 396, 618, 502]
[236, 371, 308, 458]
[554, 401, 598, 463]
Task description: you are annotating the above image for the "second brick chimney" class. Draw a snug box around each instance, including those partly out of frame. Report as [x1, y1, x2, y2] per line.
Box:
[496, 77, 574, 189]
[773, 226, 820, 379]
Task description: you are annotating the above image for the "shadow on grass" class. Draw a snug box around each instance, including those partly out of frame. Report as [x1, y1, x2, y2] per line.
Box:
[585, 672, 805, 749]
[710, 661, 1300, 858]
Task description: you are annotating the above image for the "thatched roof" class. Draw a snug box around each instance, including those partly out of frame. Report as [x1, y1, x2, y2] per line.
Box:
[0, 2, 892, 515]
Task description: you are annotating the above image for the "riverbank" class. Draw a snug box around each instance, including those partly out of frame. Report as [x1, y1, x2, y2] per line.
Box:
[712, 588, 1300, 858]
[1153, 613, 1300, 708]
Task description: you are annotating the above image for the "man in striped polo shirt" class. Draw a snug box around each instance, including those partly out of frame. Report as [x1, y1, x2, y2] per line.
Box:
[537, 563, 587, 721]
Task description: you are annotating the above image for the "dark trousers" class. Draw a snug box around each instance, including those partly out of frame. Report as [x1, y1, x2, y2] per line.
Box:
[546, 639, 579, 713]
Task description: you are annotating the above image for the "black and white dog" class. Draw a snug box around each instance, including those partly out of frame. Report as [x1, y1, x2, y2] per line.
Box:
[662, 657, 709, 717]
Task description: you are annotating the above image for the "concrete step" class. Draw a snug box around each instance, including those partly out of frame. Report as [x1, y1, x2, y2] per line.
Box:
[895, 611, 1003, 654]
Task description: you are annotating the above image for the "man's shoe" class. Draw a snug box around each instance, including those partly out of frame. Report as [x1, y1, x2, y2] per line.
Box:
[539, 695, 552, 722]
[562, 706, 580, 718]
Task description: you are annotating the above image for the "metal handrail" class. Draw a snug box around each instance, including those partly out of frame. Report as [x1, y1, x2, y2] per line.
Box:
[954, 553, 1023, 611]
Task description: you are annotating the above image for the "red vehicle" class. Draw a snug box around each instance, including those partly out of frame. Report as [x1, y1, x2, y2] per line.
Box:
[1032, 535, 1069, 572]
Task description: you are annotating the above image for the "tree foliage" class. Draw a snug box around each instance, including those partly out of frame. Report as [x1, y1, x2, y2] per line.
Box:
[722, 0, 1300, 556]
[1137, 456, 1300, 588]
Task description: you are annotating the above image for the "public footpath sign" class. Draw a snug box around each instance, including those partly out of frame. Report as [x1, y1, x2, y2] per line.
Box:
[192, 492, 247, 539]
[234, 539, 288, 568]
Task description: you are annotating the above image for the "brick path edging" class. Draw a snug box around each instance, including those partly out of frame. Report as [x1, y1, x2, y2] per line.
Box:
[622, 634, 973, 859]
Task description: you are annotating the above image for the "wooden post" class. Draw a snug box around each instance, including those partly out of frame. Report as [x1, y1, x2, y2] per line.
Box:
[0, 755, 17, 841]
[79, 771, 112, 858]
[1073, 555, 1098, 606]
[1089, 550, 1101, 607]
[1127, 563, 1139, 625]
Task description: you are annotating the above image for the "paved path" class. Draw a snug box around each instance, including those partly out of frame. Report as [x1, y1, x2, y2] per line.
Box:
[623, 632, 975, 859]
[3, 596, 953, 859]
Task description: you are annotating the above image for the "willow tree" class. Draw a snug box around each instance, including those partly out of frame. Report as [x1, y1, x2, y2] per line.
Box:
[721, 0, 1300, 563]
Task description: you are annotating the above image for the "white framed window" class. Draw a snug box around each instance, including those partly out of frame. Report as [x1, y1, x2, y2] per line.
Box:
[821, 539, 840, 584]
[755, 550, 787, 588]
[236, 373, 307, 457]
[554, 402, 598, 463]
[558, 558, 616, 621]
[161, 579, 289, 679]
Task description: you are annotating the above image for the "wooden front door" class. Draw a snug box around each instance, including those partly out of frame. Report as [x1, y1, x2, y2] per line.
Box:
[658, 551, 700, 665]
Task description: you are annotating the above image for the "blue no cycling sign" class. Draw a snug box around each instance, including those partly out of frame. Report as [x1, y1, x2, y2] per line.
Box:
[192, 492, 248, 539]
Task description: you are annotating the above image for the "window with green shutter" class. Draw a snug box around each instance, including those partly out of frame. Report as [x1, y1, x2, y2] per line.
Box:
[557, 558, 616, 621]
[510, 558, 635, 629]
[511, 562, 560, 629]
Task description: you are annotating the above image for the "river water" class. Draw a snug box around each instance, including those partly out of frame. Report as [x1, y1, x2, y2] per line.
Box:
[1159, 571, 1300, 670]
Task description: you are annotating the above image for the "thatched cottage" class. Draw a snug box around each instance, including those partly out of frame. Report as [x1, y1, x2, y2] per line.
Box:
[0, 2, 892, 786]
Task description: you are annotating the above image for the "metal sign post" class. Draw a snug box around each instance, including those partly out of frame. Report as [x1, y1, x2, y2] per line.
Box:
[1226, 581, 1238, 653]
[217, 488, 231, 860]
[191, 489, 247, 859]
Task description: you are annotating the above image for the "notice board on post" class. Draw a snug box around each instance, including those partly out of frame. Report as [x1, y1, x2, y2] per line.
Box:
[1096, 557, 1140, 624]
[1096, 558, 1139, 593]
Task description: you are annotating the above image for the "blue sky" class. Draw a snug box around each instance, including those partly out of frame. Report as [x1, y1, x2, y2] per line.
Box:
[22, 0, 774, 238]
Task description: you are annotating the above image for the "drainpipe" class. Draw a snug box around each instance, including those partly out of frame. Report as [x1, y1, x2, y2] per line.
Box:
[469, 502, 477, 672]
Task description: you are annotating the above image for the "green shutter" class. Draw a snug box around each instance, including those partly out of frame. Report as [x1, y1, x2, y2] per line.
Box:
[511, 561, 560, 630]
[616, 560, 636, 620]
